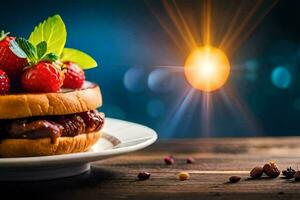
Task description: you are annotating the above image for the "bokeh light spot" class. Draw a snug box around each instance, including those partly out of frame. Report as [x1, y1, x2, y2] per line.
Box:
[244, 59, 258, 82]
[245, 59, 259, 72]
[148, 69, 176, 93]
[271, 66, 291, 89]
[124, 67, 148, 92]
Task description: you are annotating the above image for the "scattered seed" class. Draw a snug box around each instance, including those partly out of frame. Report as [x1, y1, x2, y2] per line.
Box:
[263, 161, 280, 178]
[186, 157, 194, 164]
[178, 171, 190, 181]
[137, 172, 151, 181]
[229, 176, 241, 183]
[294, 171, 300, 181]
[250, 166, 263, 179]
[282, 167, 296, 179]
[164, 156, 174, 165]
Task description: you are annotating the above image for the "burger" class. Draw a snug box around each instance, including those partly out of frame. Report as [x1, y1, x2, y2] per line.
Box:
[0, 82, 104, 157]
[0, 15, 104, 157]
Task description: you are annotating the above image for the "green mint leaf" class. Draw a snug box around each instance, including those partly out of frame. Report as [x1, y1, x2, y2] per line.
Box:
[29, 14, 66, 56]
[41, 52, 58, 62]
[0, 30, 9, 41]
[36, 41, 47, 58]
[9, 40, 27, 58]
[15, 38, 37, 63]
[61, 48, 97, 69]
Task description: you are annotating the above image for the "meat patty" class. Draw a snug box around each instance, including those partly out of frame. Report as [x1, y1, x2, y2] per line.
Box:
[1, 110, 105, 143]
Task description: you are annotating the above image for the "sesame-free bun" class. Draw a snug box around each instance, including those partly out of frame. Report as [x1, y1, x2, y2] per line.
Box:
[0, 131, 101, 157]
[0, 81, 102, 119]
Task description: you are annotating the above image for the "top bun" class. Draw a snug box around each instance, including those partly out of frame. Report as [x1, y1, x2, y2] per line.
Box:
[0, 81, 102, 119]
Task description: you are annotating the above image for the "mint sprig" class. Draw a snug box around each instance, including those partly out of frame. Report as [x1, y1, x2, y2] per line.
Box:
[36, 41, 47, 59]
[28, 14, 98, 69]
[10, 14, 98, 69]
[41, 52, 58, 62]
[16, 38, 37, 63]
[9, 37, 58, 65]
[29, 15, 66, 56]
[0, 30, 10, 42]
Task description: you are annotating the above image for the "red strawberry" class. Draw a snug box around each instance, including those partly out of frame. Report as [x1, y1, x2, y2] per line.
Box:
[0, 31, 27, 80]
[21, 62, 64, 93]
[63, 62, 85, 89]
[0, 69, 10, 94]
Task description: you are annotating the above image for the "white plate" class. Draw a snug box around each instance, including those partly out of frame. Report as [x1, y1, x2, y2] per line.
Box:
[0, 118, 157, 181]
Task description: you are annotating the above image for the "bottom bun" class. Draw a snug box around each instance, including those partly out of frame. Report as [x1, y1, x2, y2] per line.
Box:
[0, 131, 101, 158]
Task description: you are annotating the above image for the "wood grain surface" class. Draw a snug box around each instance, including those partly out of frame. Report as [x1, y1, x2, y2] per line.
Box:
[2, 137, 300, 200]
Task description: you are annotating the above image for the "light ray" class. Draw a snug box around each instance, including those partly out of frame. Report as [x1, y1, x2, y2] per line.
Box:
[220, 87, 263, 136]
[172, 0, 199, 48]
[202, 0, 211, 45]
[150, 65, 184, 72]
[162, 0, 197, 51]
[201, 92, 212, 137]
[218, 1, 244, 49]
[160, 87, 196, 138]
[231, 0, 279, 54]
[146, 1, 188, 54]
[221, 0, 264, 54]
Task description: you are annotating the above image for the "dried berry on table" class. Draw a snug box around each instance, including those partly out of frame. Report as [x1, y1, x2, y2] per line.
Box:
[178, 172, 190, 181]
[186, 157, 195, 164]
[137, 172, 151, 181]
[294, 171, 300, 182]
[229, 176, 241, 183]
[250, 166, 263, 179]
[282, 167, 296, 179]
[263, 161, 280, 178]
[164, 155, 174, 165]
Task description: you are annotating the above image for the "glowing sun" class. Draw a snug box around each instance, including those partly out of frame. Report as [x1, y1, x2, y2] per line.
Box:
[184, 45, 231, 92]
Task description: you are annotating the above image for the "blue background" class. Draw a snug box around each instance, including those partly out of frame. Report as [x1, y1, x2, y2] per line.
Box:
[1, 0, 300, 138]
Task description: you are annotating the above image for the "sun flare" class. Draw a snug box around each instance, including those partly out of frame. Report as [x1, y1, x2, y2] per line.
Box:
[184, 45, 230, 92]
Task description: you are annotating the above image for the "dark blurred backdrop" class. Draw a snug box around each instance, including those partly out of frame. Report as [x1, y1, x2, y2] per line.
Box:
[1, 0, 300, 138]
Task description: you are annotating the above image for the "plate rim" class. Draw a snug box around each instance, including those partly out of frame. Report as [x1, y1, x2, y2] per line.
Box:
[0, 118, 158, 167]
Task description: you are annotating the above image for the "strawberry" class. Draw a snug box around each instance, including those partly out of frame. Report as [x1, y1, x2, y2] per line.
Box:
[0, 69, 10, 94]
[0, 31, 27, 80]
[11, 38, 64, 93]
[63, 62, 85, 89]
[21, 62, 64, 93]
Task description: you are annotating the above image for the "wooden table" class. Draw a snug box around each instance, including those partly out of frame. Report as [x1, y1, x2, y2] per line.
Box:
[2, 137, 300, 199]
